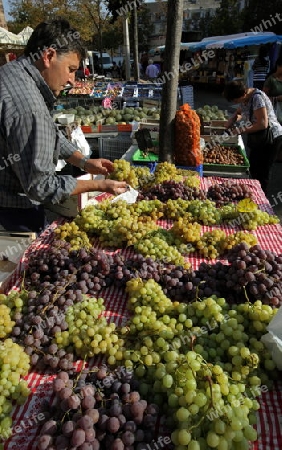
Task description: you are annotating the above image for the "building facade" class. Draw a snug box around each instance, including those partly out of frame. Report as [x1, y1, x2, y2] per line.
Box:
[0, 0, 7, 29]
[145, 0, 220, 49]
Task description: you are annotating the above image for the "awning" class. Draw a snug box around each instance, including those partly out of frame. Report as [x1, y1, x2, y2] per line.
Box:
[17, 26, 34, 45]
[0, 27, 22, 45]
[189, 32, 282, 52]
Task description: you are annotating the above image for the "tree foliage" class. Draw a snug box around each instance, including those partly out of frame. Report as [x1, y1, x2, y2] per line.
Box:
[241, 0, 282, 34]
[129, 4, 153, 53]
[7, 0, 125, 54]
[207, 0, 243, 36]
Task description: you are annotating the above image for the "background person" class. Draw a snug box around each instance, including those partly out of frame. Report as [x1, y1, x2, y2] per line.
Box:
[263, 56, 282, 123]
[0, 19, 127, 233]
[145, 59, 159, 81]
[223, 80, 282, 194]
[252, 45, 270, 90]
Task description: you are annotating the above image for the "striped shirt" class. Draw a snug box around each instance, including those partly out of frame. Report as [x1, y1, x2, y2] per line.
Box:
[0, 56, 77, 208]
[252, 57, 269, 83]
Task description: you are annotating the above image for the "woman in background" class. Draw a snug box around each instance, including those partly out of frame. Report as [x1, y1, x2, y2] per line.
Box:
[263, 56, 282, 123]
[224, 80, 282, 194]
[252, 45, 270, 90]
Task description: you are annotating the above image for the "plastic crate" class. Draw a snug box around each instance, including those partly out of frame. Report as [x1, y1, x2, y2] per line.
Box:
[99, 136, 132, 160]
[203, 144, 249, 173]
[117, 124, 132, 132]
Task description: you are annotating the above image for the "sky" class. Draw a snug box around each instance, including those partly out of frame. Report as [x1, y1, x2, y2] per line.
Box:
[3, 0, 11, 20]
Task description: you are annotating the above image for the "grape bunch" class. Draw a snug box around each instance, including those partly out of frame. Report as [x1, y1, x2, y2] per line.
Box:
[38, 365, 161, 450]
[133, 234, 190, 268]
[170, 215, 201, 244]
[129, 199, 164, 220]
[137, 180, 206, 202]
[99, 215, 159, 248]
[108, 159, 139, 188]
[55, 296, 122, 360]
[0, 339, 30, 444]
[207, 181, 253, 206]
[11, 287, 76, 371]
[195, 229, 227, 259]
[153, 161, 183, 184]
[164, 198, 192, 220]
[185, 199, 221, 225]
[220, 203, 280, 230]
[54, 222, 91, 250]
[0, 290, 27, 319]
[0, 304, 15, 339]
[118, 289, 277, 449]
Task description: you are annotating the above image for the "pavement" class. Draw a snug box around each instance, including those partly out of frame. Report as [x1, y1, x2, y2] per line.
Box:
[193, 84, 282, 223]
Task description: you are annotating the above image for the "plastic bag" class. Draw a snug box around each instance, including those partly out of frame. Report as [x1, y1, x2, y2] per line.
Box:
[261, 306, 282, 370]
[111, 185, 138, 204]
[71, 126, 91, 157]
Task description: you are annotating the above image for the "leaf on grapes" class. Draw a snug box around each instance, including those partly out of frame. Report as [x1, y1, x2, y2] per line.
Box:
[237, 199, 257, 213]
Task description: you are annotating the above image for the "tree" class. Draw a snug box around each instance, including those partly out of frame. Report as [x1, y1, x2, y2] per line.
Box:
[158, 0, 183, 162]
[241, 0, 282, 34]
[198, 11, 214, 39]
[99, 19, 123, 55]
[208, 0, 243, 36]
[133, 4, 154, 53]
[7, 0, 111, 51]
[106, 0, 144, 80]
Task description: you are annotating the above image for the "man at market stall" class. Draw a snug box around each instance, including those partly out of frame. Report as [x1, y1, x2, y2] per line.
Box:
[0, 19, 127, 233]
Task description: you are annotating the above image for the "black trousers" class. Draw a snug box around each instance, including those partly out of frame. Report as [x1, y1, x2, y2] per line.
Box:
[0, 205, 47, 233]
[248, 135, 282, 194]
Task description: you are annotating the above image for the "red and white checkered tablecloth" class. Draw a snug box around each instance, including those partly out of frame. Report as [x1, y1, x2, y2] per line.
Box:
[4, 177, 282, 450]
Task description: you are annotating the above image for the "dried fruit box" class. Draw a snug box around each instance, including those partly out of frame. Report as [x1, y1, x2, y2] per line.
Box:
[203, 144, 250, 174]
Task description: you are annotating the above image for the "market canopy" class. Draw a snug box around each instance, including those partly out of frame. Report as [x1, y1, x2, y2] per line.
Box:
[189, 32, 282, 52]
[17, 26, 34, 45]
[0, 27, 21, 45]
[154, 42, 201, 53]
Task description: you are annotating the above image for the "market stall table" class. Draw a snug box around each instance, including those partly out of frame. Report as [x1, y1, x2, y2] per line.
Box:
[3, 177, 282, 450]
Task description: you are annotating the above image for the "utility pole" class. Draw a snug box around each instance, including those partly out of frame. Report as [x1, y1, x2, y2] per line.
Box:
[122, 16, 131, 81]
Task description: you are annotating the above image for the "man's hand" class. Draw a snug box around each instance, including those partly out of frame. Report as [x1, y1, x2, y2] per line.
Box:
[71, 178, 128, 196]
[84, 158, 114, 176]
[66, 151, 115, 175]
[98, 179, 128, 195]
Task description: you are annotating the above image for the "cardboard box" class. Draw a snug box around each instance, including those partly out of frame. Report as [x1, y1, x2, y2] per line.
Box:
[0, 232, 36, 293]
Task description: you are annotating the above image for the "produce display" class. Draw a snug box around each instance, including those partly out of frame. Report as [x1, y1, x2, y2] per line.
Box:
[1, 160, 282, 450]
[90, 82, 123, 99]
[196, 105, 228, 123]
[38, 365, 159, 450]
[207, 182, 253, 206]
[56, 105, 160, 126]
[68, 81, 94, 95]
[203, 144, 245, 165]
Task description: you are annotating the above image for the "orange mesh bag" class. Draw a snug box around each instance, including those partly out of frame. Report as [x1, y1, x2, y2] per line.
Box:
[174, 104, 203, 166]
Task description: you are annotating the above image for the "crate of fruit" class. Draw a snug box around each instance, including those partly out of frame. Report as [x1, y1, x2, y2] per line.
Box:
[203, 143, 249, 173]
